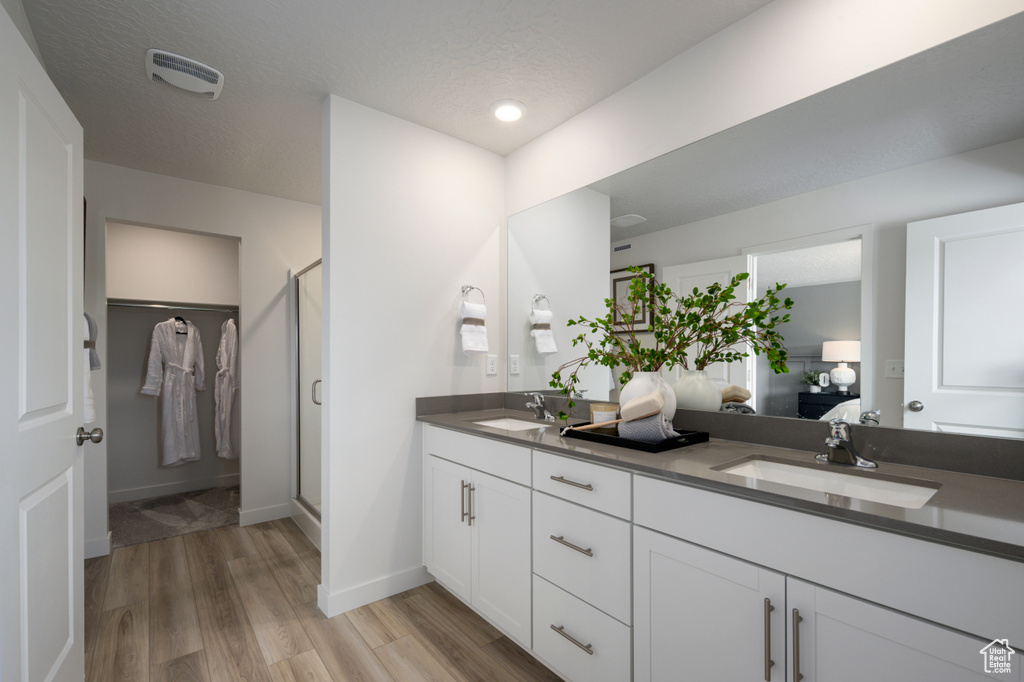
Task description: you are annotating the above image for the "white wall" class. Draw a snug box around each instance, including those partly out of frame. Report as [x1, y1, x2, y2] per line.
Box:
[84, 161, 320, 557]
[507, 187, 610, 398]
[106, 222, 240, 305]
[321, 95, 504, 615]
[505, 0, 1024, 215]
[610, 138, 1024, 426]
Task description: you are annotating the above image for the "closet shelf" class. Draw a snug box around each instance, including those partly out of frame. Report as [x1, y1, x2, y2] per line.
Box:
[107, 299, 238, 314]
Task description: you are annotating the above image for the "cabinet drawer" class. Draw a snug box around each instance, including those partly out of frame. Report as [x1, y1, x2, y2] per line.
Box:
[533, 492, 631, 624]
[533, 575, 631, 682]
[423, 425, 531, 485]
[533, 450, 631, 519]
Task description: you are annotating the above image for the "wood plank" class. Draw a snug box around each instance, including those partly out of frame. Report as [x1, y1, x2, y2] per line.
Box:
[347, 600, 409, 650]
[294, 600, 395, 682]
[246, 521, 296, 558]
[150, 535, 204, 664]
[422, 583, 502, 646]
[227, 553, 313, 665]
[263, 548, 318, 607]
[481, 636, 563, 682]
[270, 518, 318, 555]
[209, 523, 259, 561]
[84, 554, 111, 663]
[88, 601, 149, 682]
[297, 548, 322, 583]
[374, 636, 460, 682]
[103, 542, 150, 610]
[151, 650, 211, 682]
[269, 649, 334, 682]
[183, 530, 273, 682]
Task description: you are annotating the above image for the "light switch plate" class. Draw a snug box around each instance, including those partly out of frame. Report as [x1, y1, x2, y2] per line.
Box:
[509, 355, 520, 375]
[486, 355, 498, 376]
[885, 359, 905, 379]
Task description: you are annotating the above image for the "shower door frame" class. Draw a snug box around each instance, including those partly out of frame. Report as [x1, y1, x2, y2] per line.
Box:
[294, 258, 322, 518]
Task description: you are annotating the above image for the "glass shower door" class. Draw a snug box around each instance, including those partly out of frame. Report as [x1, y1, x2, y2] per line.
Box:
[296, 260, 322, 515]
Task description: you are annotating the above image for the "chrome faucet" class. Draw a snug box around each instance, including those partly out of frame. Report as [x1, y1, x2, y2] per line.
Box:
[525, 392, 557, 422]
[815, 418, 877, 468]
[858, 409, 881, 426]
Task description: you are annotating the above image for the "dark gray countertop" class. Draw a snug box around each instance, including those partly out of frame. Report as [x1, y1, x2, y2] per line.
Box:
[418, 408, 1024, 563]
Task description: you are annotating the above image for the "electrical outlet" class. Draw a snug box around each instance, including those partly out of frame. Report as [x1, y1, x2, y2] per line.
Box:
[486, 355, 498, 376]
[885, 359, 905, 379]
[509, 354, 520, 375]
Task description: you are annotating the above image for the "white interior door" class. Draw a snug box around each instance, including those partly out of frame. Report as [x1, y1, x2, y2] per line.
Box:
[0, 6, 86, 682]
[905, 202, 1024, 437]
[662, 256, 751, 391]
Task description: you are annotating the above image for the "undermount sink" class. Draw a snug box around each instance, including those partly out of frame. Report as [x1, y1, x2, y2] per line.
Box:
[713, 456, 941, 509]
[471, 417, 550, 431]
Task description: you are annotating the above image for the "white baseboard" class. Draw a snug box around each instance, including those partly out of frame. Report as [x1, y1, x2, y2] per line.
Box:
[239, 502, 292, 527]
[317, 565, 432, 617]
[289, 498, 321, 550]
[108, 473, 240, 504]
[84, 531, 111, 559]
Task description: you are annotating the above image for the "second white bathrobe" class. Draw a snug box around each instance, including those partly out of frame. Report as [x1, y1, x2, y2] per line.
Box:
[141, 318, 205, 466]
[215, 318, 239, 458]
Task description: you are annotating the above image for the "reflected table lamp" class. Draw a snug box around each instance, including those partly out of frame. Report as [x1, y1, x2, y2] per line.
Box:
[822, 340, 860, 394]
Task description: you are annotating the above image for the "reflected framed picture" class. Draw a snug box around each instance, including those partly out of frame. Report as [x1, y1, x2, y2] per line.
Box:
[610, 263, 654, 333]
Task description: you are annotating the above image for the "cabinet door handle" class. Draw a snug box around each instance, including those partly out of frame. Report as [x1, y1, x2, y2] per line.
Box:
[792, 608, 803, 682]
[468, 484, 476, 527]
[550, 475, 593, 491]
[764, 598, 775, 681]
[460, 480, 469, 524]
[550, 624, 593, 655]
[549, 535, 593, 557]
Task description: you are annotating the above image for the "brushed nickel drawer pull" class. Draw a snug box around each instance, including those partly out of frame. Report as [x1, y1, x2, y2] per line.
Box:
[550, 475, 593, 491]
[461, 480, 469, 524]
[792, 608, 803, 681]
[468, 484, 476, 527]
[549, 535, 593, 557]
[764, 598, 774, 681]
[550, 624, 593, 655]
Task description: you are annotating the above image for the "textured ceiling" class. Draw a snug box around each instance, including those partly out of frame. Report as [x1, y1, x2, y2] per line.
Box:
[20, 0, 773, 205]
[597, 14, 1024, 241]
[757, 241, 861, 290]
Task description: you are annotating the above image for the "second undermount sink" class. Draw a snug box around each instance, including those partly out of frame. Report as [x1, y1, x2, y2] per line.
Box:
[713, 456, 941, 509]
[471, 417, 550, 431]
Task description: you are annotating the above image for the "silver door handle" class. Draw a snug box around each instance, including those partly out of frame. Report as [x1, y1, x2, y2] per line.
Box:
[550, 624, 593, 655]
[467, 484, 476, 527]
[312, 379, 322, 405]
[549, 535, 593, 557]
[908, 400, 924, 412]
[764, 598, 775, 681]
[461, 480, 469, 524]
[792, 608, 803, 681]
[549, 475, 593, 491]
[76, 427, 103, 446]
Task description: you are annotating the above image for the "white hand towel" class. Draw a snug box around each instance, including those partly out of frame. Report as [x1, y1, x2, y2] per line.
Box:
[460, 301, 489, 354]
[529, 308, 558, 354]
[83, 316, 96, 424]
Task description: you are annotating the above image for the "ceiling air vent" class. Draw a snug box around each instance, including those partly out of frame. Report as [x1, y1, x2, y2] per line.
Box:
[145, 49, 223, 100]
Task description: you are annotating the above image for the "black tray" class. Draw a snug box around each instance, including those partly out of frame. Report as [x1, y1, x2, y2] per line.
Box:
[562, 423, 709, 453]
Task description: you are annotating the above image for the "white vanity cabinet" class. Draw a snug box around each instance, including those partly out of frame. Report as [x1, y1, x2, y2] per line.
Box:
[633, 475, 1024, 682]
[422, 427, 532, 646]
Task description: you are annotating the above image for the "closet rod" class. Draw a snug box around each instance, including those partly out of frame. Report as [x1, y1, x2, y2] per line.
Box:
[107, 300, 239, 314]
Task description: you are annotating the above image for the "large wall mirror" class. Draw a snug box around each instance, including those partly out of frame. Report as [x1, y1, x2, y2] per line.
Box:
[507, 14, 1024, 438]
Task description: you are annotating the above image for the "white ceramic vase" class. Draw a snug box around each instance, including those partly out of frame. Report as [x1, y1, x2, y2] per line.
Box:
[673, 370, 722, 411]
[619, 371, 676, 420]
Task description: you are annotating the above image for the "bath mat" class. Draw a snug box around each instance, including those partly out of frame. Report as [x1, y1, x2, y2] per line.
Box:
[109, 485, 240, 548]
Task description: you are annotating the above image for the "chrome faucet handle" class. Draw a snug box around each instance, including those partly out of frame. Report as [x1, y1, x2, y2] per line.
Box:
[818, 418, 878, 468]
[826, 418, 851, 444]
[859, 410, 881, 426]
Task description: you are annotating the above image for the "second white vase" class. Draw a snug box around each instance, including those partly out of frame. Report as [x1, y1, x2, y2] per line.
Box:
[619, 371, 676, 420]
[673, 370, 722, 411]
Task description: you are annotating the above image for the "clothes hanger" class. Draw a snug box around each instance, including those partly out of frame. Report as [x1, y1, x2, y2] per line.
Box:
[174, 315, 188, 334]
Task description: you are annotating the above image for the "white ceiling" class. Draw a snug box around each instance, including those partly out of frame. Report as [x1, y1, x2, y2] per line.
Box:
[595, 14, 1024, 241]
[19, 0, 774, 205]
[756, 241, 861, 290]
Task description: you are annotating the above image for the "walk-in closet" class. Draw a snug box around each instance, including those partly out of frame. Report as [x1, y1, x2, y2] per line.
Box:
[104, 222, 242, 547]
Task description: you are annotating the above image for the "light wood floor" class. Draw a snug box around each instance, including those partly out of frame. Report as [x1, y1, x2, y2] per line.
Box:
[85, 518, 562, 682]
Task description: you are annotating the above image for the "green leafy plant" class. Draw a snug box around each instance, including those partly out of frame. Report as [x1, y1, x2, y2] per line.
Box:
[549, 266, 794, 418]
[801, 369, 825, 385]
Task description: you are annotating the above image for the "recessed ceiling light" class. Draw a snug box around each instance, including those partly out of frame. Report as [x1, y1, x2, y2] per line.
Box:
[611, 214, 647, 229]
[491, 99, 525, 122]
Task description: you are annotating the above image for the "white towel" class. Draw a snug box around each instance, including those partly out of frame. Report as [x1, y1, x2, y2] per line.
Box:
[83, 316, 96, 424]
[460, 301, 489, 354]
[529, 308, 558, 355]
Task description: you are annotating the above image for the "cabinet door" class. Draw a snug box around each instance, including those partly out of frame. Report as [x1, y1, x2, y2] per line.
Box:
[423, 455, 472, 601]
[634, 527, 786, 682]
[471, 470, 532, 646]
[787, 578, 1017, 681]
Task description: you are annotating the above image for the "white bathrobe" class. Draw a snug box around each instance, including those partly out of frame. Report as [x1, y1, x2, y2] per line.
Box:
[215, 318, 239, 458]
[141, 318, 205, 466]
